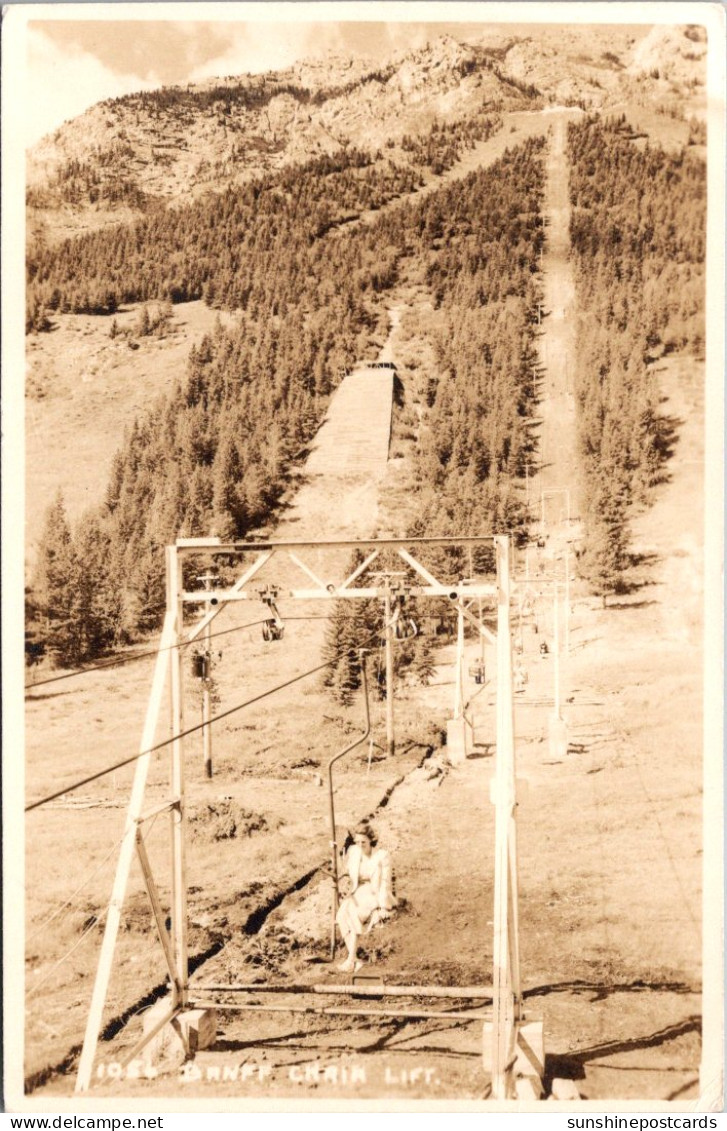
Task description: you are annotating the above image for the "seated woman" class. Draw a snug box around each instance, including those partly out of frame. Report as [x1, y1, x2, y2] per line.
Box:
[335, 824, 396, 973]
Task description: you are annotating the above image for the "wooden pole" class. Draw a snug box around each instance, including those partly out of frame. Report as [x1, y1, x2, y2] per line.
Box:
[74, 612, 175, 1091]
[202, 632, 212, 778]
[135, 830, 179, 992]
[564, 550, 570, 656]
[489, 536, 520, 1099]
[192, 1001, 492, 1023]
[193, 980, 494, 998]
[384, 581, 395, 758]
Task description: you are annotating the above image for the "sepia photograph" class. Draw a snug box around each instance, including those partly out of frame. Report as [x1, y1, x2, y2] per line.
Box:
[2, 0, 724, 1112]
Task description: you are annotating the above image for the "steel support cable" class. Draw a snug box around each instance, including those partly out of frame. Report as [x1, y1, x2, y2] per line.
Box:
[26, 836, 123, 947]
[25, 619, 269, 691]
[25, 627, 384, 814]
[27, 909, 108, 1000]
[24, 615, 363, 692]
[26, 811, 162, 963]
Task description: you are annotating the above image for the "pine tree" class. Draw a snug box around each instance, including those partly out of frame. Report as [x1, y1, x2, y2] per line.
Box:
[31, 491, 83, 664]
[411, 634, 437, 686]
[74, 511, 119, 656]
[580, 476, 631, 605]
[25, 587, 46, 669]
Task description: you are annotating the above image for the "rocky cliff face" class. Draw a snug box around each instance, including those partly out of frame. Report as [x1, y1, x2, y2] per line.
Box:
[26, 25, 706, 245]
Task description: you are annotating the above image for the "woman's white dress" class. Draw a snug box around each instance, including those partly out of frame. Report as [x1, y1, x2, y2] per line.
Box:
[336, 845, 395, 939]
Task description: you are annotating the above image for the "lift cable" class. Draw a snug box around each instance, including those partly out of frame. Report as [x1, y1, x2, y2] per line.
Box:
[25, 834, 124, 948]
[26, 810, 163, 951]
[27, 911, 108, 1001]
[25, 619, 269, 691]
[25, 629, 383, 815]
[24, 615, 338, 693]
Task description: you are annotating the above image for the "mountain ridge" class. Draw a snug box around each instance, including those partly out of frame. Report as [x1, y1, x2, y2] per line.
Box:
[27, 25, 706, 246]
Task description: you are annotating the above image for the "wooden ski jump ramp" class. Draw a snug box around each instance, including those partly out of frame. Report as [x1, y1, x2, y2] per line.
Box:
[304, 366, 393, 480]
[277, 364, 394, 545]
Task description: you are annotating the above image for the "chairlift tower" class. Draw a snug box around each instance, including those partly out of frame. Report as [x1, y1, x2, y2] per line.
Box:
[74, 534, 541, 1099]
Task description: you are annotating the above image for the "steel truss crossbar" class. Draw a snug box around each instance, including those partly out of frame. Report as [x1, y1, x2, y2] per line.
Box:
[176, 536, 498, 555]
[180, 584, 497, 602]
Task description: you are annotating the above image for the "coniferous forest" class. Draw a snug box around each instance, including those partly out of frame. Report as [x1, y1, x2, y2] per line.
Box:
[567, 117, 705, 596]
[27, 114, 705, 669]
[29, 137, 544, 667]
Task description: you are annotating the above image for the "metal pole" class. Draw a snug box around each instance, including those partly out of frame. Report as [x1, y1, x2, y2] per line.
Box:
[384, 581, 395, 758]
[454, 605, 464, 719]
[199, 573, 215, 779]
[169, 545, 189, 1010]
[489, 536, 520, 1099]
[326, 657, 371, 960]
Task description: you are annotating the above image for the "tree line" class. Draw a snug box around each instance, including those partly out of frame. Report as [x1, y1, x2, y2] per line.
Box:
[29, 138, 545, 671]
[323, 139, 545, 695]
[567, 116, 705, 598]
[400, 138, 544, 583]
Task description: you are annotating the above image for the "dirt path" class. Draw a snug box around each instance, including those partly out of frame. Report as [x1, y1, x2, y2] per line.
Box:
[535, 113, 581, 529]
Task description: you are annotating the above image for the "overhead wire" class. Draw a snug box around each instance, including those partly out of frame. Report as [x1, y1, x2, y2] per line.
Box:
[26, 835, 124, 948]
[25, 621, 386, 814]
[25, 615, 335, 692]
[25, 619, 268, 690]
[27, 910, 108, 1000]
[26, 813, 165, 996]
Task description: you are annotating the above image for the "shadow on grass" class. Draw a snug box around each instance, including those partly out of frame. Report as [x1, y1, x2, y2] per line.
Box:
[524, 978, 699, 1003]
[606, 600, 659, 611]
[543, 1015, 701, 1088]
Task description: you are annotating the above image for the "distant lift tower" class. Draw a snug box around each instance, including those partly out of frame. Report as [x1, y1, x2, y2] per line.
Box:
[74, 535, 542, 1099]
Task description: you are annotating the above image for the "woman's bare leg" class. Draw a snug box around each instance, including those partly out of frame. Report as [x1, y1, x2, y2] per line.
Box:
[336, 902, 361, 970]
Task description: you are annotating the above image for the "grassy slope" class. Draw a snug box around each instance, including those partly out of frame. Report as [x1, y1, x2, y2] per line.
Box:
[22, 111, 706, 1102]
[25, 301, 233, 563]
